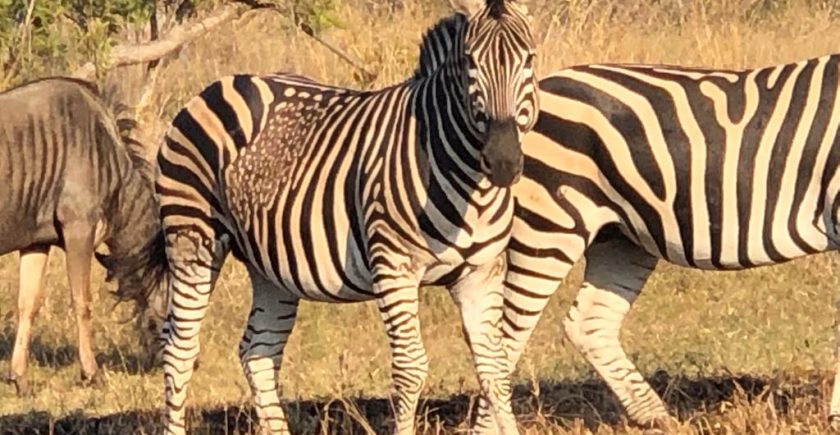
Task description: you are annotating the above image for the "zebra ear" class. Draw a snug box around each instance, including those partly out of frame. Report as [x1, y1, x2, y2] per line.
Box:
[448, 0, 483, 16]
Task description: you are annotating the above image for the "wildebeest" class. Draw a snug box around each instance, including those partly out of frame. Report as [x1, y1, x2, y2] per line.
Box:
[0, 77, 169, 395]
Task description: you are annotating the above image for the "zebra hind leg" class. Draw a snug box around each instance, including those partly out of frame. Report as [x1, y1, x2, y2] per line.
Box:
[240, 266, 299, 435]
[448, 253, 518, 435]
[564, 237, 674, 430]
[161, 228, 230, 435]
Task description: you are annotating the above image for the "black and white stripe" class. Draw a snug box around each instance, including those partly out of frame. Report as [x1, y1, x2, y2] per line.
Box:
[156, 1, 538, 434]
[474, 54, 840, 429]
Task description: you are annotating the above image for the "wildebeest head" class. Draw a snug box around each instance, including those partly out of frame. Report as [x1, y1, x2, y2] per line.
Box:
[96, 231, 170, 366]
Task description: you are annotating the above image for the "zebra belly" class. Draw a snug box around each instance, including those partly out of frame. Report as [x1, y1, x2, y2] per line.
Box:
[232, 208, 375, 303]
[226, 160, 512, 300]
[620, 218, 834, 271]
[237, 213, 509, 299]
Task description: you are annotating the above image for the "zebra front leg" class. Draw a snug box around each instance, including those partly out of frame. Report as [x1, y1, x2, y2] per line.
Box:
[449, 254, 518, 435]
[4, 245, 50, 396]
[161, 229, 229, 435]
[565, 237, 672, 429]
[240, 266, 299, 434]
[373, 268, 429, 435]
[473, 236, 581, 431]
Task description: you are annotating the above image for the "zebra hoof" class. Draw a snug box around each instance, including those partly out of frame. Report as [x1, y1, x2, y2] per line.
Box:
[829, 415, 840, 432]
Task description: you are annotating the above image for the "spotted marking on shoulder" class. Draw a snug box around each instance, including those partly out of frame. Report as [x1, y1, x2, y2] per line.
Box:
[224, 82, 339, 226]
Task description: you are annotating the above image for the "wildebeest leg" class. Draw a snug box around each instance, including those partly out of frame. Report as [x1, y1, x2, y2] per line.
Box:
[63, 221, 103, 387]
[4, 245, 50, 396]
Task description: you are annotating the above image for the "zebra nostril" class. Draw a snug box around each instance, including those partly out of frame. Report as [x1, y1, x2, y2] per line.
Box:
[487, 159, 522, 187]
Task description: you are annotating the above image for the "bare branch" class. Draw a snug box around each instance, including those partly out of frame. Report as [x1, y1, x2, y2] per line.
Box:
[109, 2, 243, 67]
[297, 24, 377, 85]
[251, 4, 377, 86]
[73, 2, 248, 79]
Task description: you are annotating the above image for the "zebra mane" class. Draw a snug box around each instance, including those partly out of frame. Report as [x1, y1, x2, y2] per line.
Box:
[412, 13, 468, 81]
[486, 0, 506, 18]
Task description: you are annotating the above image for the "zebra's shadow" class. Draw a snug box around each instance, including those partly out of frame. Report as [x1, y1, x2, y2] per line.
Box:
[0, 372, 824, 434]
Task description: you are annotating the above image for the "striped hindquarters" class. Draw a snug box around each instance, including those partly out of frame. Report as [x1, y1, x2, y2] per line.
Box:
[156, 75, 277, 239]
[491, 53, 840, 429]
[155, 74, 284, 434]
[531, 55, 840, 270]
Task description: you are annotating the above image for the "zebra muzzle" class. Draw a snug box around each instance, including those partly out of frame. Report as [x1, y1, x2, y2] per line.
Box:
[481, 118, 523, 187]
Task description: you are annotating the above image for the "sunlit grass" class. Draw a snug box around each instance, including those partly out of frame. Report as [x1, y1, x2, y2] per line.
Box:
[3, 0, 840, 432]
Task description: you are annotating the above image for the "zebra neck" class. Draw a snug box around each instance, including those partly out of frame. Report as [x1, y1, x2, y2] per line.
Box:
[412, 66, 485, 187]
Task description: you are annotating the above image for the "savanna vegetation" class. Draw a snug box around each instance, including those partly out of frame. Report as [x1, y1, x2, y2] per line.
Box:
[3, 0, 840, 433]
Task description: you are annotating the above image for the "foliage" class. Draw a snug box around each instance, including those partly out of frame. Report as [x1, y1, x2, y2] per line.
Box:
[0, 0, 156, 86]
[289, 0, 340, 33]
[745, 0, 840, 22]
[0, 0, 344, 88]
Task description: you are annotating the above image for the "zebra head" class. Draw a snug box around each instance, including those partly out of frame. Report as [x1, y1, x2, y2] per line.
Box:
[452, 0, 538, 187]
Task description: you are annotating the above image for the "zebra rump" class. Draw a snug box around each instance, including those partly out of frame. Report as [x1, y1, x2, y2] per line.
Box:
[471, 54, 840, 430]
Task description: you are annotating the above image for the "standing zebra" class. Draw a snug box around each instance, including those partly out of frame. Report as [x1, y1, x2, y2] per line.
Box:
[155, 0, 538, 433]
[468, 54, 840, 430]
[0, 77, 169, 395]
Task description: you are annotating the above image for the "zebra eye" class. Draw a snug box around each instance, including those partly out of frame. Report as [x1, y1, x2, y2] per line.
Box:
[516, 100, 535, 128]
[474, 99, 485, 113]
[472, 99, 488, 122]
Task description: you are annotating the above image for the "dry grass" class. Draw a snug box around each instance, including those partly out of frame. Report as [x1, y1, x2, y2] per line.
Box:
[4, 0, 840, 433]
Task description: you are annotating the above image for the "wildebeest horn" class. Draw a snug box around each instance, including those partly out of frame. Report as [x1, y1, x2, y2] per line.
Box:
[95, 252, 117, 281]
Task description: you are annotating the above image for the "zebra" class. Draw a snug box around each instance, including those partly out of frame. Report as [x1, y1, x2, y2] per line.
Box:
[0, 77, 169, 396]
[466, 53, 840, 430]
[155, 0, 538, 433]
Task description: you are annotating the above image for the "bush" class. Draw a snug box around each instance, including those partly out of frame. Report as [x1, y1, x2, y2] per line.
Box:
[0, 0, 158, 85]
